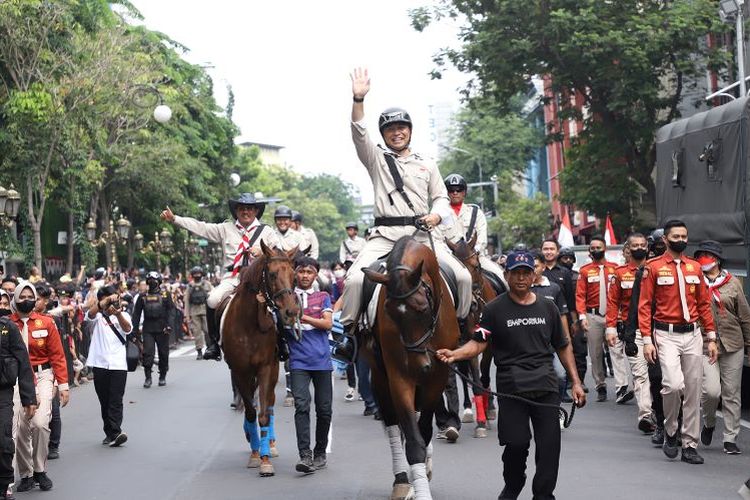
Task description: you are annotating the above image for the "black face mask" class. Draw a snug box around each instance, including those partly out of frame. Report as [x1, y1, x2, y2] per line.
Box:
[16, 300, 35, 314]
[667, 240, 688, 254]
[630, 248, 648, 260]
[590, 250, 605, 261]
[193, 275, 202, 282]
[559, 260, 573, 270]
[0, 308, 11, 317]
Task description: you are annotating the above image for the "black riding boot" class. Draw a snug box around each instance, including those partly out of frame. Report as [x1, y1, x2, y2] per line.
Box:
[332, 325, 356, 363]
[202, 306, 222, 361]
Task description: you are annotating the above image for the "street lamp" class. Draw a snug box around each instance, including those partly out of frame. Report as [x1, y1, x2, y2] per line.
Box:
[86, 215, 132, 269]
[0, 184, 21, 226]
[136, 228, 173, 271]
[131, 84, 172, 124]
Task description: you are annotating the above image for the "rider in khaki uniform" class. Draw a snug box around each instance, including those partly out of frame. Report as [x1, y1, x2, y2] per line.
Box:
[161, 193, 279, 360]
[292, 211, 320, 260]
[339, 222, 366, 264]
[274, 206, 306, 253]
[335, 68, 472, 361]
[184, 266, 213, 360]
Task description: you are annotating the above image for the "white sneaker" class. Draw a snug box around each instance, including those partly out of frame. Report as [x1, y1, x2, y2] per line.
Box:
[461, 408, 475, 423]
[345, 387, 356, 402]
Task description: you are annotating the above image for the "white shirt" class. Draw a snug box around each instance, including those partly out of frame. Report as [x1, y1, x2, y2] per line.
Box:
[85, 311, 133, 370]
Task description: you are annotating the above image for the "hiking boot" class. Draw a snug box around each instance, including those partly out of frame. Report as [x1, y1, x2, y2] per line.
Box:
[158, 376, 166, 387]
[663, 432, 679, 459]
[444, 426, 459, 443]
[724, 442, 742, 455]
[638, 418, 656, 434]
[681, 447, 704, 465]
[700, 425, 714, 446]
[16, 477, 35, 492]
[47, 448, 59, 460]
[295, 451, 315, 474]
[596, 387, 607, 402]
[33, 472, 52, 491]
[651, 427, 664, 446]
[143, 376, 152, 389]
[313, 453, 327, 470]
[109, 432, 128, 447]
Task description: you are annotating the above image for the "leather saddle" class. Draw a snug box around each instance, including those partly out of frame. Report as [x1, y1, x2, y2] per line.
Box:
[482, 269, 507, 296]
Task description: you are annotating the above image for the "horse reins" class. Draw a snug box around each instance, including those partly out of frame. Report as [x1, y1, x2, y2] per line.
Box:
[387, 265, 439, 353]
[253, 255, 303, 338]
[425, 345, 578, 428]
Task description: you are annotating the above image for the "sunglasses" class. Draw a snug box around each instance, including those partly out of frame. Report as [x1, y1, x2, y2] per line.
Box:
[447, 188, 465, 194]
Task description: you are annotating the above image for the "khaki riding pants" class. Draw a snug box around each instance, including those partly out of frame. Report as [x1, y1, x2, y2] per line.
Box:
[206, 276, 238, 309]
[188, 311, 208, 350]
[702, 349, 744, 443]
[654, 327, 703, 449]
[340, 235, 472, 326]
[12, 369, 54, 477]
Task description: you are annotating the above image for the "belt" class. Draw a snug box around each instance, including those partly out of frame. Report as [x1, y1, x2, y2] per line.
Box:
[653, 321, 695, 333]
[587, 308, 604, 316]
[374, 216, 418, 227]
[33, 363, 51, 373]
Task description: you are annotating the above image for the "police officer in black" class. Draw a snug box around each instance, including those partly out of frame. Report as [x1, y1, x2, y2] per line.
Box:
[132, 272, 175, 388]
[0, 290, 35, 500]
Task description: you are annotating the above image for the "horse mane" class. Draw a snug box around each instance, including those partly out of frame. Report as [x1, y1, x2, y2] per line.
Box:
[386, 235, 430, 293]
[237, 254, 266, 291]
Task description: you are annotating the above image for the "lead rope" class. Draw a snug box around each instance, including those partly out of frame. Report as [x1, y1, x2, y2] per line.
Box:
[425, 346, 578, 428]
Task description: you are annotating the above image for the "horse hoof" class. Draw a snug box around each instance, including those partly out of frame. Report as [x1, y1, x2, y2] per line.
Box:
[390, 483, 414, 500]
[474, 426, 488, 438]
[247, 452, 261, 468]
[259, 463, 275, 477]
[487, 409, 497, 421]
[270, 445, 279, 458]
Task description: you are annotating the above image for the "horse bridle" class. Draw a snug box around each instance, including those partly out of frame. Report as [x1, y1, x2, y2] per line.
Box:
[387, 265, 439, 354]
[456, 249, 486, 308]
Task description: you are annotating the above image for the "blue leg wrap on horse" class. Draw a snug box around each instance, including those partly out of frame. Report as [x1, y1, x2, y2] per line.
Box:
[244, 419, 260, 452]
[260, 426, 271, 457]
[269, 413, 276, 441]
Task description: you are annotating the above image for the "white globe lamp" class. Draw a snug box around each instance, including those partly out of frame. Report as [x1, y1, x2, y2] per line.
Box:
[153, 104, 172, 124]
[230, 173, 241, 187]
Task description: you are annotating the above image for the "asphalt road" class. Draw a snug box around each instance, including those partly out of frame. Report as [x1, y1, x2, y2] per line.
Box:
[16, 347, 750, 500]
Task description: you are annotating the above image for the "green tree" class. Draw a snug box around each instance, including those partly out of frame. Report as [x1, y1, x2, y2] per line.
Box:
[492, 192, 553, 251]
[412, 0, 731, 226]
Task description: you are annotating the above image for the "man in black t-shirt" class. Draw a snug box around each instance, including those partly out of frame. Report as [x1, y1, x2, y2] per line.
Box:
[437, 251, 586, 500]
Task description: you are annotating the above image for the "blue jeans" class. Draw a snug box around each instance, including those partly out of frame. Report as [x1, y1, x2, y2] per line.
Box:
[355, 355, 377, 410]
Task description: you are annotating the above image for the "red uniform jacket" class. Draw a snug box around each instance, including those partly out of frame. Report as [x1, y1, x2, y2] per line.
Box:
[575, 260, 618, 315]
[606, 262, 640, 331]
[637, 254, 716, 340]
[10, 312, 69, 390]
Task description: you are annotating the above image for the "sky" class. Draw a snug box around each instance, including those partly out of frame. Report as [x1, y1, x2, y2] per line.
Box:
[127, 0, 469, 204]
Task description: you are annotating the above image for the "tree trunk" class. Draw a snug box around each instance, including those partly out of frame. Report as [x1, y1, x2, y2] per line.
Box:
[66, 210, 75, 274]
[32, 223, 42, 272]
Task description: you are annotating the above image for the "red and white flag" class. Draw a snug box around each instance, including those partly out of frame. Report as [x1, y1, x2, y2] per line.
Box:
[557, 210, 575, 247]
[604, 214, 617, 246]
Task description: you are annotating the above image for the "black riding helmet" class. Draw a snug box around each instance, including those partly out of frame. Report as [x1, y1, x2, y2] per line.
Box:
[145, 271, 161, 291]
[558, 247, 576, 262]
[444, 173, 467, 191]
[378, 108, 412, 135]
[291, 211, 303, 223]
[274, 205, 293, 219]
[345, 221, 359, 231]
[190, 266, 203, 276]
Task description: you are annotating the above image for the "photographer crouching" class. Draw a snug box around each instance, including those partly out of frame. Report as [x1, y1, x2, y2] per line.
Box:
[85, 285, 133, 447]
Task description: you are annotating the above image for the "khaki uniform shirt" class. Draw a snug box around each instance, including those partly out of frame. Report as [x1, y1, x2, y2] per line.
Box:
[443, 203, 488, 254]
[704, 273, 750, 354]
[184, 279, 213, 316]
[299, 226, 319, 259]
[351, 119, 452, 242]
[275, 228, 305, 252]
[339, 236, 366, 263]
[173, 216, 279, 279]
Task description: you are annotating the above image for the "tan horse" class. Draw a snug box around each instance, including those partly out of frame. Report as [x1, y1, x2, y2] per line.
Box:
[221, 241, 300, 477]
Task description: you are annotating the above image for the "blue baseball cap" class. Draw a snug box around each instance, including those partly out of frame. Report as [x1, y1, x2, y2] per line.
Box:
[505, 251, 535, 271]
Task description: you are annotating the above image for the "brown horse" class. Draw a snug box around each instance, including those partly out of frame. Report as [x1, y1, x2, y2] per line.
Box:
[363, 235, 460, 500]
[446, 234, 499, 436]
[221, 240, 301, 477]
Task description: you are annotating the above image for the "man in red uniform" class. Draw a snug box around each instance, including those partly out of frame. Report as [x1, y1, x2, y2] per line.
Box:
[640, 220, 717, 465]
[10, 282, 69, 492]
[606, 233, 654, 432]
[575, 236, 620, 402]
